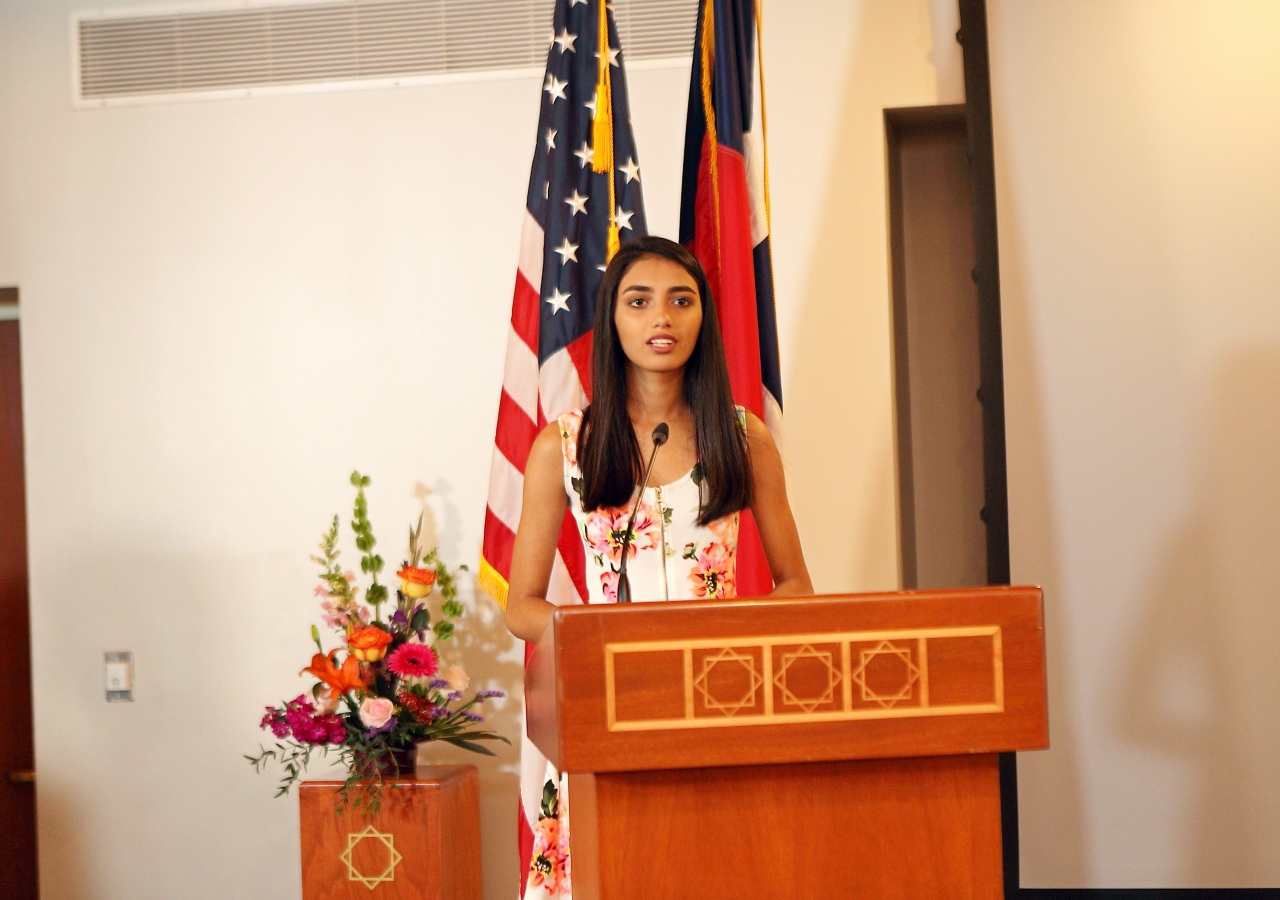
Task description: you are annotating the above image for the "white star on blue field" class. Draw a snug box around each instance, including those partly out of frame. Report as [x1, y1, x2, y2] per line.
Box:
[524, 0, 647, 364]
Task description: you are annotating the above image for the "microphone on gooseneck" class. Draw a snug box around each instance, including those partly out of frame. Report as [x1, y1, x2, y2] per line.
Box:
[616, 423, 669, 604]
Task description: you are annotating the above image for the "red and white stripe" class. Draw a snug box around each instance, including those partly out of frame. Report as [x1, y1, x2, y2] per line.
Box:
[482, 208, 593, 896]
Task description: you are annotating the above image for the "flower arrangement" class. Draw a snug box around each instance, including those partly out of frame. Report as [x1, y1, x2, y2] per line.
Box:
[248, 472, 507, 810]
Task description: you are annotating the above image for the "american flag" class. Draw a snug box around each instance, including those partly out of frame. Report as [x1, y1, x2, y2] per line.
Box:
[680, 0, 780, 598]
[477, 0, 646, 888]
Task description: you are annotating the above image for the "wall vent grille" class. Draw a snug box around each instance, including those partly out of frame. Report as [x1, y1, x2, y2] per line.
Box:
[73, 0, 697, 107]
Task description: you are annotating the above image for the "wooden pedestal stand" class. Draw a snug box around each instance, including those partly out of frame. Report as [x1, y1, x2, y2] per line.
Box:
[299, 765, 481, 900]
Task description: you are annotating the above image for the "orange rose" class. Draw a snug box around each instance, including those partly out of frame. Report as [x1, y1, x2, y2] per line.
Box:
[397, 565, 437, 600]
[347, 626, 393, 662]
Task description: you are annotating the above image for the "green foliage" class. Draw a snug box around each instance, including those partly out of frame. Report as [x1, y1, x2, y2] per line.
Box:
[310, 515, 358, 607]
[407, 512, 426, 568]
[409, 607, 431, 634]
[411, 548, 468, 645]
[349, 470, 387, 620]
[246, 742, 321, 799]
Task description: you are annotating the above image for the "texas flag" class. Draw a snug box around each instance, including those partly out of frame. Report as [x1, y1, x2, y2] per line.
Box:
[680, 0, 781, 598]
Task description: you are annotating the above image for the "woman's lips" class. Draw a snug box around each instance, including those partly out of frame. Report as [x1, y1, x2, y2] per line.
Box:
[647, 334, 676, 353]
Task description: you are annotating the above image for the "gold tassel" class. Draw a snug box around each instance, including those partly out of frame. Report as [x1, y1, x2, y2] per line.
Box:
[606, 223, 620, 260]
[591, 0, 614, 175]
[592, 0, 618, 260]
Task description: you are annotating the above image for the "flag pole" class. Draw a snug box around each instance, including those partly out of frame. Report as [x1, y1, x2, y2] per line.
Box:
[699, 0, 723, 273]
[753, 0, 776, 305]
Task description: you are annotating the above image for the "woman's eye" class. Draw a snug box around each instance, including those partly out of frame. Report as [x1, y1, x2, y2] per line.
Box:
[673, 296, 691, 307]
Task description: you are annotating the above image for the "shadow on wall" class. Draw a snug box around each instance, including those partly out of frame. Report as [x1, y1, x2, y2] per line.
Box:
[785, 0, 935, 595]
[413, 480, 526, 900]
[993, 176, 1088, 887]
[1119, 346, 1280, 888]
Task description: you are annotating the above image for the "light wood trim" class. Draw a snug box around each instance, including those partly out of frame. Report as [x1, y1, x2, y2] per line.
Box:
[609, 701, 1004, 732]
[992, 626, 1005, 709]
[606, 625, 1000, 655]
[604, 646, 617, 730]
[917, 635, 930, 708]
[605, 626, 1003, 732]
[682, 647, 694, 719]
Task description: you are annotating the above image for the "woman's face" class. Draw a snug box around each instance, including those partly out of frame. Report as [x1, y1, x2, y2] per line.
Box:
[613, 254, 703, 374]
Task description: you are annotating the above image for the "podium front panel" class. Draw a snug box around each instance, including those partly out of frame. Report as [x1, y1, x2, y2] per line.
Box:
[527, 585, 1047, 773]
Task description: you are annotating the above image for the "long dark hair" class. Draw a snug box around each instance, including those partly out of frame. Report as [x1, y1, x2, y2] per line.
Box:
[577, 235, 752, 525]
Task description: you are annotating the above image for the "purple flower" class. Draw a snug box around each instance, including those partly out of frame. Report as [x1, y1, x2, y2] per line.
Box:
[390, 609, 408, 629]
[475, 690, 505, 700]
[458, 710, 483, 723]
[365, 715, 398, 738]
[428, 678, 449, 690]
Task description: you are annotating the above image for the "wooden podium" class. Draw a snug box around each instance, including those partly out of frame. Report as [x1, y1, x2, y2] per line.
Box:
[526, 586, 1047, 900]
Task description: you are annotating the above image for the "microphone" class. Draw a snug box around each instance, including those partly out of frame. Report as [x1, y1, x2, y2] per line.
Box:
[616, 423, 669, 604]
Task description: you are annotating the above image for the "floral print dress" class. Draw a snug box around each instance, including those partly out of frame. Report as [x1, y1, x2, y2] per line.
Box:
[524, 408, 743, 899]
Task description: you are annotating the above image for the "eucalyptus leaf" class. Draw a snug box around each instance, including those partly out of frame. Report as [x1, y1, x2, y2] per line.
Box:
[443, 738, 497, 756]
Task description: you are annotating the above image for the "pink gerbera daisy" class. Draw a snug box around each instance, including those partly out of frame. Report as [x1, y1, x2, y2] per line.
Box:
[386, 642, 439, 679]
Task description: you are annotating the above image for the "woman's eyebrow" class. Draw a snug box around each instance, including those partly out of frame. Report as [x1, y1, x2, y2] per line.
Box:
[621, 283, 653, 293]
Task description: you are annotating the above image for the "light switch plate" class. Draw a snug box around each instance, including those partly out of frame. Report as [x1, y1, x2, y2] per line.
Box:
[105, 651, 133, 702]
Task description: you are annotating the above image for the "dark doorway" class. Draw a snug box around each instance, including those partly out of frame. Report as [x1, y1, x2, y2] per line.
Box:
[886, 105, 986, 591]
[0, 286, 37, 899]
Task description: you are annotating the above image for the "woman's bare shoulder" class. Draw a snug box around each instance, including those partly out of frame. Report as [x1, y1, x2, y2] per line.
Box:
[527, 420, 565, 473]
[742, 410, 776, 448]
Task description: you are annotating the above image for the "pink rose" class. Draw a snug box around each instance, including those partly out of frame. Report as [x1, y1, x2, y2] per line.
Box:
[358, 696, 394, 729]
[440, 665, 470, 692]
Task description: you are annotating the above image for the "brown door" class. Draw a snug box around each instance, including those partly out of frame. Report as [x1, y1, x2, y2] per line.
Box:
[886, 106, 987, 590]
[0, 289, 38, 899]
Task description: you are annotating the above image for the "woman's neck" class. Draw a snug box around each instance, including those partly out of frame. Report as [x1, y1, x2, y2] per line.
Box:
[625, 366, 689, 427]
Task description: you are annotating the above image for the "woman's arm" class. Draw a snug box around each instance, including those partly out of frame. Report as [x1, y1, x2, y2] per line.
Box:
[504, 423, 570, 643]
[744, 412, 814, 597]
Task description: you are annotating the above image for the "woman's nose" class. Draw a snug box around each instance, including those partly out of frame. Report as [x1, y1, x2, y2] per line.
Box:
[650, 302, 673, 327]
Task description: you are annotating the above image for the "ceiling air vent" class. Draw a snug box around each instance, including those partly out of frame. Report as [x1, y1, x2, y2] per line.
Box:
[73, 0, 697, 107]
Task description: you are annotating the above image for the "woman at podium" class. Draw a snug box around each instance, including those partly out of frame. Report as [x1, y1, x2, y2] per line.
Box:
[504, 235, 812, 642]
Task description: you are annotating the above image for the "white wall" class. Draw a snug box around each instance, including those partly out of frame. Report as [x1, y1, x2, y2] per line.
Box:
[990, 0, 1280, 888]
[769, 0, 954, 593]
[0, 1, 958, 897]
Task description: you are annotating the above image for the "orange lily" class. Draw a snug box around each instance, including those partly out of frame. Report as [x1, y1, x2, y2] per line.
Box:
[301, 651, 364, 702]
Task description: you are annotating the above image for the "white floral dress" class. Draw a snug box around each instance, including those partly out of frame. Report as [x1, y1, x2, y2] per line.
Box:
[558, 408, 741, 605]
[523, 408, 744, 899]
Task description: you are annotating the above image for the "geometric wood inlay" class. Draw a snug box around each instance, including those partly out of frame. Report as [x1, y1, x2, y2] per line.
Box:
[604, 626, 1003, 732]
[338, 825, 402, 888]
